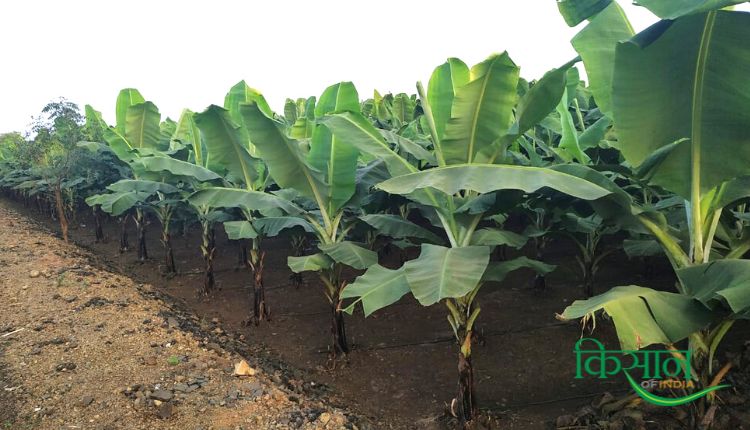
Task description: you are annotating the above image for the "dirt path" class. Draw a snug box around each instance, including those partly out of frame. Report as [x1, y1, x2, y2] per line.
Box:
[0, 202, 359, 429]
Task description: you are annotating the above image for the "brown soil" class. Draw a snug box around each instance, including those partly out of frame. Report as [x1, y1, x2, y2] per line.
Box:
[3, 198, 749, 429]
[0, 202, 358, 430]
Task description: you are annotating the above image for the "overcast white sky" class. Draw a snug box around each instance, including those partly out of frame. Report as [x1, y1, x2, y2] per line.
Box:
[1, 1, 747, 134]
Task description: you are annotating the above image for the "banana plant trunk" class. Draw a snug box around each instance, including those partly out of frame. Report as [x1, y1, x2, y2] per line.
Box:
[162, 227, 176, 274]
[452, 306, 477, 427]
[532, 237, 547, 291]
[331, 297, 349, 357]
[238, 240, 249, 269]
[93, 206, 104, 243]
[134, 208, 148, 262]
[289, 236, 305, 288]
[323, 266, 349, 357]
[200, 221, 216, 296]
[248, 243, 269, 325]
[53, 181, 69, 243]
[582, 257, 595, 297]
[456, 339, 476, 425]
[119, 214, 130, 252]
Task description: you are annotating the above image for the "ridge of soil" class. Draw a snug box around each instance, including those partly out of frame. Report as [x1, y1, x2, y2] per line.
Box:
[0, 201, 363, 429]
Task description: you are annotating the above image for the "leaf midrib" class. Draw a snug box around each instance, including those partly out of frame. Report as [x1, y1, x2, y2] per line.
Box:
[218, 111, 254, 189]
[466, 59, 496, 164]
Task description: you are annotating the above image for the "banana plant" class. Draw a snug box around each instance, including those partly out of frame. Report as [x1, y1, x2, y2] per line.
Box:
[187, 81, 274, 321]
[515, 78, 620, 296]
[232, 81, 383, 357]
[86, 178, 180, 262]
[82, 89, 169, 260]
[556, 2, 750, 424]
[324, 53, 612, 424]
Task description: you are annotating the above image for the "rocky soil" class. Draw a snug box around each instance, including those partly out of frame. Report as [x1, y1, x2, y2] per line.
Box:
[0, 204, 361, 429]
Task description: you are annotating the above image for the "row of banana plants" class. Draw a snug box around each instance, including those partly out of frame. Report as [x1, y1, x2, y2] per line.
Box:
[1, 1, 749, 426]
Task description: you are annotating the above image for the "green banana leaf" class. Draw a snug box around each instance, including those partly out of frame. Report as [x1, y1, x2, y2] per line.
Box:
[133, 156, 222, 183]
[341, 265, 410, 317]
[404, 244, 490, 306]
[223, 220, 258, 240]
[322, 112, 417, 177]
[613, 11, 750, 198]
[125, 102, 162, 150]
[194, 105, 258, 187]
[308, 82, 360, 213]
[442, 53, 519, 164]
[240, 102, 329, 205]
[557, 0, 612, 26]
[635, 0, 746, 19]
[173, 109, 204, 167]
[359, 214, 443, 244]
[187, 187, 304, 216]
[376, 164, 611, 201]
[623, 239, 663, 258]
[482, 257, 556, 282]
[318, 241, 378, 270]
[106, 179, 178, 195]
[252, 217, 314, 237]
[561, 285, 715, 349]
[288, 253, 333, 273]
[427, 58, 469, 142]
[469, 228, 527, 248]
[555, 88, 590, 163]
[115, 88, 145, 135]
[85, 191, 150, 216]
[571, 2, 634, 117]
[677, 260, 750, 315]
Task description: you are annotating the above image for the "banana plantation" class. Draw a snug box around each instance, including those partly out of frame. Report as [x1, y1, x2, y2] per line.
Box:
[2, 1, 750, 429]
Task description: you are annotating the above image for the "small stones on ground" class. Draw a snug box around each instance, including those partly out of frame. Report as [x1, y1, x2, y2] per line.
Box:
[242, 380, 264, 398]
[0, 207, 368, 429]
[233, 360, 256, 377]
[150, 389, 173, 402]
[173, 383, 190, 393]
[55, 362, 76, 372]
[206, 342, 222, 354]
[319, 412, 332, 425]
[157, 401, 173, 419]
[79, 296, 112, 308]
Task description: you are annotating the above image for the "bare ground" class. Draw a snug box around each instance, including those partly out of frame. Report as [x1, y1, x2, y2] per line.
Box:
[0, 202, 359, 430]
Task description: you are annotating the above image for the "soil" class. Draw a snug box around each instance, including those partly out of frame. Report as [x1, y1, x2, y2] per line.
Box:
[2, 198, 749, 429]
[0, 202, 357, 430]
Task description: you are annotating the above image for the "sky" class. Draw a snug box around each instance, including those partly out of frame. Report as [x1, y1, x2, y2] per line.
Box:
[0, 1, 746, 134]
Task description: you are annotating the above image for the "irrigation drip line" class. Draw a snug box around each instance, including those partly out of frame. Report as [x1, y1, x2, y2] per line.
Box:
[275, 301, 415, 319]
[357, 321, 573, 352]
[276, 310, 330, 318]
[485, 388, 630, 411]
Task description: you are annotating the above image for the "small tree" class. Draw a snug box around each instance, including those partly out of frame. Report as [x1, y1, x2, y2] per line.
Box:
[30, 98, 86, 242]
